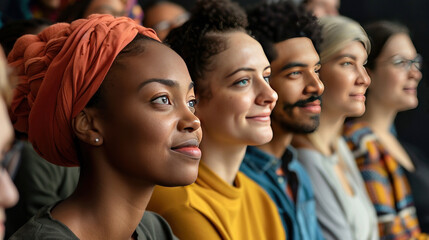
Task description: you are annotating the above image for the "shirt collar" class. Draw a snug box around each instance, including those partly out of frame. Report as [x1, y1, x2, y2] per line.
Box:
[244, 146, 281, 173]
[243, 146, 300, 173]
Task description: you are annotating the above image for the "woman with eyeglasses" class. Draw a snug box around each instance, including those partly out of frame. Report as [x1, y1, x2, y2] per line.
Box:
[0, 46, 20, 240]
[343, 21, 428, 239]
[142, 0, 189, 41]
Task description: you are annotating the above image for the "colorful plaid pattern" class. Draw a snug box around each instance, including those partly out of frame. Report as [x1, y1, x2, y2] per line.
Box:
[343, 121, 424, 240]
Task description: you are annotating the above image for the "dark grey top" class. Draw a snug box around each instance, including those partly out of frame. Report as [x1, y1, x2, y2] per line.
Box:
[10, 203, 179, 240]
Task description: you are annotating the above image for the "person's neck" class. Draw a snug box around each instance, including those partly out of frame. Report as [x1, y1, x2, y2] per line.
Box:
[200, 135, 247, 185]
[258, 122, 292, 159]
[51, 154, 153, 240]
[359, 98, 397, 133]
[311, 110, 346, 155]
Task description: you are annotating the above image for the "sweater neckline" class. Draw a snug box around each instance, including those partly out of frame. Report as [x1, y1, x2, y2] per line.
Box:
[196, 161, 243, 199]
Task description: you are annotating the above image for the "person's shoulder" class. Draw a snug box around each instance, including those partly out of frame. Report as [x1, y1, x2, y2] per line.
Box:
[147, 185, 193, 214]
[137, 211, 177, 240]
[9, 205, 77, 240]
[237, 172, 275, 201]
[343, 120, 373, 141]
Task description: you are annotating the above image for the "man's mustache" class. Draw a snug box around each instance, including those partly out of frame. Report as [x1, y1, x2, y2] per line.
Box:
[283, 95, 322, 110]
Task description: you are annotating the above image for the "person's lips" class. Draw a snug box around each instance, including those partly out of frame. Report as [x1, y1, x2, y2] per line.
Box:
[300, 100, 321, 114]
[350, 92, 366, 101]
[403, 87, 417, 94]
[171, 139, 201, 160]
[246, 112, 271, 122]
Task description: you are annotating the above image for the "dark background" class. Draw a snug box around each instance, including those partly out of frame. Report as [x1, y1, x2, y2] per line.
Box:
[170, 0, 429, 158]
[339, 0, 429, 159]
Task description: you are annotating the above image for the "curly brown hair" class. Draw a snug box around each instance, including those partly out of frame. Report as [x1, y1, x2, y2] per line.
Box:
[246, 1, 322, 63]
[164, 0, 248, 98]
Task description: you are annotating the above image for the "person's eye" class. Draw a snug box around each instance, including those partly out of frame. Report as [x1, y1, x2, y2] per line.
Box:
[315, 66, 321, 75]
[392, 59, 406, 67]
[187, 99, 198, 113]
[414, 62, 422, 70]
[263, 75, 271, 83]
[341, 62, 353, 66]
[151, 95, 171, 105]
[233, 79, 250, 87]
[287, 71, 302, 79]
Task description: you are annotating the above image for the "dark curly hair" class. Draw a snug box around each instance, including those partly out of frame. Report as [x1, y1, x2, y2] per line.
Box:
[247, 1, 322, 63]
[164, 0, 248, 98]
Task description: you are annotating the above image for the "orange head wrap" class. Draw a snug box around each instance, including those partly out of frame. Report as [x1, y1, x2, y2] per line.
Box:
[8, 14, 160, 167]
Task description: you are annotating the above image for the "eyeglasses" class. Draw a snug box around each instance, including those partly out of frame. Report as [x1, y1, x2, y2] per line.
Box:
[152, 12, 190, 32]
[1, 140, 23, 180]
[388, 54, 423, 71]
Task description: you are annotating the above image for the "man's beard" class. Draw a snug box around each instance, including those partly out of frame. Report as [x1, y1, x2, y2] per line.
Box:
[275, 95, 322, 134]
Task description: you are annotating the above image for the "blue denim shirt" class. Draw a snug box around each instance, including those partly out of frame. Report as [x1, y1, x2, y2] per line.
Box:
[240, 146, 324, 240]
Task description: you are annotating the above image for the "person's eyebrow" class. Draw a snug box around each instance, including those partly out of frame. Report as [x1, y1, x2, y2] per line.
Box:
[280, 62, 309, 71]
[263, 65, 271, 72]
[188, 81, 195, 90]
[139, 78, 177, 90]
[225, 68, 256, 78]
[333, 54, 357, 61]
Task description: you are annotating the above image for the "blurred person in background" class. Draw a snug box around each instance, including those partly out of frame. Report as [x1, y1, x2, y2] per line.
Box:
[0, 18, 80, 239]
[142, 0, 189, 41]
[0, 18, 51, 56]
[288, 0, 340, 18]
[58, 0, 142, 23]
[343, 20, 429, 239]
[0, 46, 20, 240]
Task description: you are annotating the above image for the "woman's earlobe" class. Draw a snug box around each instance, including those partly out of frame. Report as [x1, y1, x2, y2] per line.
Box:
[72, 109, 103, 146]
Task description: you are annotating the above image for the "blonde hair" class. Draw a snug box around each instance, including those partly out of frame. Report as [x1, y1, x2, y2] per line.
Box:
[319, 16, 370, 63]
[0, 46, 14, 105]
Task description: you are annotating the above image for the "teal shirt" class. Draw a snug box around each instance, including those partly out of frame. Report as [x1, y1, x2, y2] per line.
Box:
[240, 146, 324, 240]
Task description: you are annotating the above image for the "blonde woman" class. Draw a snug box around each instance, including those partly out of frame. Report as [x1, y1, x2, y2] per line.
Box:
[343, 21, 427, 239]
[292, 16, 378, 240]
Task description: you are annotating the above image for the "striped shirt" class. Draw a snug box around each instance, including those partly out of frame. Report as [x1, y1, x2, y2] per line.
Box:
[343, 121, 423, 240]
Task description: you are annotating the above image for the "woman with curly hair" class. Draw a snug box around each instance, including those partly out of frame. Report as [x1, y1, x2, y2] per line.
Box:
[8, 14, 202, 239]
[147, 0, 285, 239]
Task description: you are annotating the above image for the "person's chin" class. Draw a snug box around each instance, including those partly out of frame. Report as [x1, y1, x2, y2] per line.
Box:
[398, 99, 418, 112]
[249, 129, 274, 146]
[347, 106, 366, 117]
[159, 169, 200, 187]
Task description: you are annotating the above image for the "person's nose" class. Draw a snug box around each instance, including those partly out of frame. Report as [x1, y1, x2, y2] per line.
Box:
[177, 106, 201, 133]
[304, 72, 324, 96]
[255, 78, 278, 110]
[408, 64, 423, 82]
[356, 65, 371, 87]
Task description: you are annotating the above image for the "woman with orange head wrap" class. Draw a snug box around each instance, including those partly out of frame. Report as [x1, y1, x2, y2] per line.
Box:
[8, 14, 202, 239]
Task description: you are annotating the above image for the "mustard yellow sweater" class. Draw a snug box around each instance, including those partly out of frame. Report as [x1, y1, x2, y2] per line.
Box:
[147, 162, 285, 240]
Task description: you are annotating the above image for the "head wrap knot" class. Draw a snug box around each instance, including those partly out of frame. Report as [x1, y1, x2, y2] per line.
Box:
[8, 14, 159, 166]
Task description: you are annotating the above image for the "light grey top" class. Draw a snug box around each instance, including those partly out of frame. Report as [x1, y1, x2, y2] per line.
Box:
[296, 137, 379, 240]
